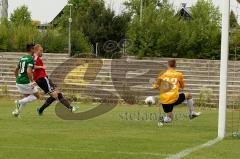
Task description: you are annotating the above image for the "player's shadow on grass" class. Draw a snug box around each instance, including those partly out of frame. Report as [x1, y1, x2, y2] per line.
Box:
[55, 89, 118, 120]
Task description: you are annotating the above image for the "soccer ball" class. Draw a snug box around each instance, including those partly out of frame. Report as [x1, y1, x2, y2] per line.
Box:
[12, 109, 20, 118]
[145, 96, 156, 106]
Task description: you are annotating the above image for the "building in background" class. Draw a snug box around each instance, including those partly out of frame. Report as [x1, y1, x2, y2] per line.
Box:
[0, 0, 8, 19]
[177, 3, 192, 21]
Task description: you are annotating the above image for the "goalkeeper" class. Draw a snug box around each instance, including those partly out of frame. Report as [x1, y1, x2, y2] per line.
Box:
[152, 59, 200, 125]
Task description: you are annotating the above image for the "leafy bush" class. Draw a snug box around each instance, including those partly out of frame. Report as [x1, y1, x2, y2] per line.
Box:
[1, 82, 9, 97]
[195, 86, 214, 108]
[37, 29, 68, 53]
[0, 19, 9, 51]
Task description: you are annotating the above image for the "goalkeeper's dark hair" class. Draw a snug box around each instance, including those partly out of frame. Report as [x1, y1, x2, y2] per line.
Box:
[26, 44, 35, 52]
[168, 59, 176, 68]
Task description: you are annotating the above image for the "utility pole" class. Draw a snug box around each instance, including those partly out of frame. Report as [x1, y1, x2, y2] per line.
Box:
[140, 0, 143, 22]
[68, 3, 73, 57]
[96, 43, 98, 57]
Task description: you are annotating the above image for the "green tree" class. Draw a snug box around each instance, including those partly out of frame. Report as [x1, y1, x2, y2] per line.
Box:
[10, 5, 32, 26]
[127, 0, 221, 59]
[8, 25, 39, 51]
[37, 29, 67, 53]
[0, 19, 9, 51]
[71, 30, 92, 54]
[127, 0, 182, 57]
[6, 6, 40, 52]
[230, 10, 238, 28]
[57, 0, 130, 57]
[178, 0, 221, 59]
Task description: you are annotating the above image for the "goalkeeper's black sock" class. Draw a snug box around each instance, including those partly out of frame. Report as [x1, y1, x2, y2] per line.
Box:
[58, 93, 73, 110]
[39, 97, 56, 113]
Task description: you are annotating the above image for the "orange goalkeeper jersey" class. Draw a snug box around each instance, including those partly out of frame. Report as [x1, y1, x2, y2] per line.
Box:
[153, 69, 185, 104]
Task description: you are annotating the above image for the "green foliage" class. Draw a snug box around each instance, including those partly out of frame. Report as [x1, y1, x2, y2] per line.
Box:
[229, 27, 240, 60]
[10, 5, 32, 26]
[0, 19, 9, 51]
[57, 0, 130, 57]
[177, 0, 221, 59]
[34, 28, 92, 54]
[0, 19, 38, 52]
[37, 29, 68, 53]
[0, 5, 91, 53]
[230, 29, 240, 48]
[229, 11, 240, 59]
[230, 11, 239, 28]
[9, 25, 39, 51]
[1, 82, 9, 97]
[195, 86, 214, 108]
[0, 6, 39, 52]
[127, 0, 221, 59]
[71, 30, 93, 55]
[127, 0, 183, 57]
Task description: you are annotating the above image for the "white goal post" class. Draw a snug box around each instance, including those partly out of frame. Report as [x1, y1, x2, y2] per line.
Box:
[218, 0, 230, 138]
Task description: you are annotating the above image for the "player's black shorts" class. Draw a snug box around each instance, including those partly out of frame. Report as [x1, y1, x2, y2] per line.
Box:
[162, 93, 186, 113]
[35, 77, 56, 94]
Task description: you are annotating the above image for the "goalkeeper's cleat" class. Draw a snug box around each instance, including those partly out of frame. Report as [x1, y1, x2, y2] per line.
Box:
[189, 112, 201, 120]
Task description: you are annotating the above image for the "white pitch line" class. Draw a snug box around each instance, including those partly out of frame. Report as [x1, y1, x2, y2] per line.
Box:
[165, 138, 222, 159]
[0, 145, 172, 157]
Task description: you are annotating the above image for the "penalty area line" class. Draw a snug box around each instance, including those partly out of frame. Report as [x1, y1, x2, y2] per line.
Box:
[165, 137, 222, 159]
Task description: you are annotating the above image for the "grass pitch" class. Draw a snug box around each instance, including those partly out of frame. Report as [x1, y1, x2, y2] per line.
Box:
[0, 99, 239, 159]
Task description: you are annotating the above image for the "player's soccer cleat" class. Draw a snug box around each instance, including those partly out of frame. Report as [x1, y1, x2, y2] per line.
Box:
[71, 106, 80, 112]
[37, 108, 43, 116]
[12, 101, 21, 118]
[189, 112, 201, 120]
[157, 116, 173, 127]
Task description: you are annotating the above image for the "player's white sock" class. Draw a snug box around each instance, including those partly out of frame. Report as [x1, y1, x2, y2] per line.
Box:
[187, 98, 194, 115]
[163, 116, 172, 123]
[18, 95, 37, 112]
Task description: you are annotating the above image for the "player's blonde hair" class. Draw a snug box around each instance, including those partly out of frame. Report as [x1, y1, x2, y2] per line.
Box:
[34, 44, 43, 51]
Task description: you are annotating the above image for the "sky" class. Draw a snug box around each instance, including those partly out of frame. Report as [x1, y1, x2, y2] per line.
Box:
[7, 0, 240, 23]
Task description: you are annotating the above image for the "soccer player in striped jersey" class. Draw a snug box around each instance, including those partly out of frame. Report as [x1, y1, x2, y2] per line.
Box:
[12, 44, 40, 117]
[33, 44, 79, 115]
[153, 59, 200, 125]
